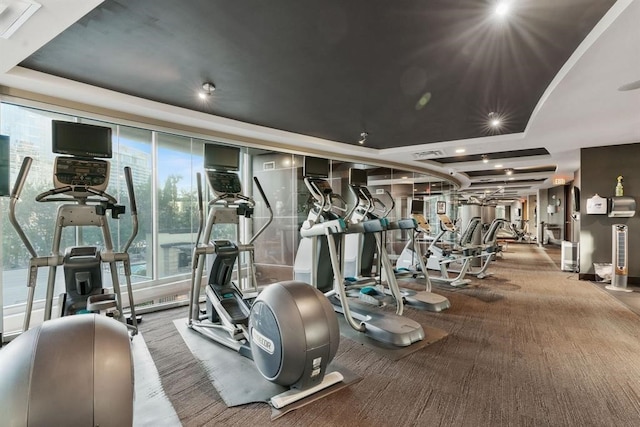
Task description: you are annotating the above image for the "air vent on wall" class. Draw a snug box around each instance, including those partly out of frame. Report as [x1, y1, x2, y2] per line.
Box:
[412, 150, 445, 160]
[0, 0, 41, 39]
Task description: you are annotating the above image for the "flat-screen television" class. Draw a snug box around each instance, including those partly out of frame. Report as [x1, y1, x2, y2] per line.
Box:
[304, 156, 329, 178]
[349, 168, 367, 186]
[411, 199, 423, 214]
[52, 120, 112, 158]
[204, 144, 240, 171]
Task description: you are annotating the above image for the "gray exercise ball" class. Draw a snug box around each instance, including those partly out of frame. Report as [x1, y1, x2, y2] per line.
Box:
[0, 314, 134, 427]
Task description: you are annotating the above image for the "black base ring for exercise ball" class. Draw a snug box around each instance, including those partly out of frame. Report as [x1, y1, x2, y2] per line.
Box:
[249, 281, 339, 390]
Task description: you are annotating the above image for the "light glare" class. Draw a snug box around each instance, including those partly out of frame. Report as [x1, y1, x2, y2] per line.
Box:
[495, 2, 510, 17]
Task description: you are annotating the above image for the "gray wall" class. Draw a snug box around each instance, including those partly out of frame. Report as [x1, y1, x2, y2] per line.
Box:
[579, 143, 640, 282]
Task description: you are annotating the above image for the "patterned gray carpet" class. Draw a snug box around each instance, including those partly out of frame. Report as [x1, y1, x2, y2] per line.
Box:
[140, 243, 640, 426]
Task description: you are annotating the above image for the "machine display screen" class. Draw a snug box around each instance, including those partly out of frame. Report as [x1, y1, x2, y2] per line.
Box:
[304, 156, 329, 178]
[204, 144, 240, 171]
[349, 168, 367, 186]
[52, 121, 113, 158]
[411, 199, 423, 214]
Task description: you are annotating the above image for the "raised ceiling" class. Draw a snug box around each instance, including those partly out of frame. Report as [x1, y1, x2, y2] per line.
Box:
[1, 0, 639, 197]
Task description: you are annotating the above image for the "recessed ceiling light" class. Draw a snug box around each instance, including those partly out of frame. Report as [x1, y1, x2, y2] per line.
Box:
[494, 164, 503, 168]
[482, 155, 489, 163]
[0, 0, 42, 39]
[455, 148, 466, 154]
[494, 1, 510, 18]
[488, 111, 502, 128]
[505, 169, 513, 175]
[199, 82, 215, 99]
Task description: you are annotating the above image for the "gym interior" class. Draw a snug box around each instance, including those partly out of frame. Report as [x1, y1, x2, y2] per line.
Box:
[1, 1, 639, 426]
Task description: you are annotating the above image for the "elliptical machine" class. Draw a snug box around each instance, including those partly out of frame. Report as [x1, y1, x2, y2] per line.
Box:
[187, 144, 342, 409]
[9, 120, 139, 335]
[343, 169, 450, 312]
[293, 157, 425, 347]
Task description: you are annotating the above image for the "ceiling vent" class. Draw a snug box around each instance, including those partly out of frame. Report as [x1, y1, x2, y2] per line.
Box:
[0, 0, 41, 39]
[413, 150, 445, 160]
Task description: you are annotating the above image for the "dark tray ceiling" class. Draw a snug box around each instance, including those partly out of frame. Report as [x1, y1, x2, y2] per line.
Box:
[20, 0, 615, 149]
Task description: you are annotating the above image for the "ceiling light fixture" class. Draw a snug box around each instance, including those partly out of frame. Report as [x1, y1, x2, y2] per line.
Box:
[199, 82, 215, 99]
[494, 164, 503, 168]
[0, 0, 41, 39]
[505, 168, 513, 175]
[494, 1, 510, 18]
[488, 111, 502, 128]
[482, 155, 489, 163]
[455, 148, 466, 154]
[358, 132, 368, 145]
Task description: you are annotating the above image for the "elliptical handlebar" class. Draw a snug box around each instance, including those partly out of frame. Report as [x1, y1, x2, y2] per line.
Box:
[195, 172, 205, 247]
[248, 177, 273, 245]
[122, 166, 139, 253]
[253, 176, 271, 209]
[9, 156, 38, 258]
[380, 190, 396, 218]
[35, 185, 119, 205]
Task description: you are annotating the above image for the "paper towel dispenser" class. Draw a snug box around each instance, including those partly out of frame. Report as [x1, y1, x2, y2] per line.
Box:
[608, 196, 636, 217]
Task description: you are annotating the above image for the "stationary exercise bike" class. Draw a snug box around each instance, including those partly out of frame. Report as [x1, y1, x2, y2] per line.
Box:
[187, 144, 342, 409]
[9, 120, 139, 335]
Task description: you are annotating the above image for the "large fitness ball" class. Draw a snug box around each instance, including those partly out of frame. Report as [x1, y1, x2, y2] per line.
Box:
[0, 314, 134, 427]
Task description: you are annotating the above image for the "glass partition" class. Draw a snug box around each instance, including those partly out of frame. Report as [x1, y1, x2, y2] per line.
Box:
[0, 100, 457, 336]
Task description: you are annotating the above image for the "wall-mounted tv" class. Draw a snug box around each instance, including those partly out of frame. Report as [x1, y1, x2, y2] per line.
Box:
[52, 120, 112, 158]
[349, 168, 367, 186]
[204, 144, 240, 171]
[304, 156, 329, 178]
[411, 199, 423, 214]
[572, 186, 581, 212]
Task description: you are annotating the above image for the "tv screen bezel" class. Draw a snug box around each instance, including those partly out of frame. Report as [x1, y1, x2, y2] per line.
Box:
[52, 120, 113, 159]
[349, 168, 368, 186]
[204, 144, 240, 171]
[304, 156, 329, 178]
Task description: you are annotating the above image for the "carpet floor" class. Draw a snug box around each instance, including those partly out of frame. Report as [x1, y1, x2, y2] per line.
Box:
[139, 243, 640, 426]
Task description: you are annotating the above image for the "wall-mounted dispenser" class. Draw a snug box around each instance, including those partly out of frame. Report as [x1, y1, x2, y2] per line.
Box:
[586, 194, 607, 215]
[547, 195, 560, 214]
[608, 196, 636, 218]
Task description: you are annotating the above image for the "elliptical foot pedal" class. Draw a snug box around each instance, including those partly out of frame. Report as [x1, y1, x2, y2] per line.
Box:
[270, 371, 344, 409]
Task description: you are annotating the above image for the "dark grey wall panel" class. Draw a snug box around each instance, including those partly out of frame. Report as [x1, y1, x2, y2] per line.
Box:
[580, 143, 640, 280]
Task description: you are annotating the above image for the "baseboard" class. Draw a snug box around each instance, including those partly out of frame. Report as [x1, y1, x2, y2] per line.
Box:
[580, 273, 640, 285]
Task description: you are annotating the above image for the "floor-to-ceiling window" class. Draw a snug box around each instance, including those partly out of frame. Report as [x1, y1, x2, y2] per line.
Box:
[0, 99, 454, 338]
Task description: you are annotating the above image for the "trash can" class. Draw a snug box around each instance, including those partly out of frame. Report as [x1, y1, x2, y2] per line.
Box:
[561, 241, 579, 272]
